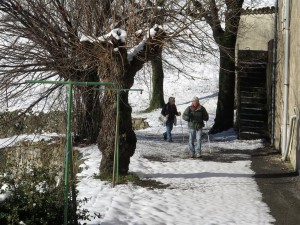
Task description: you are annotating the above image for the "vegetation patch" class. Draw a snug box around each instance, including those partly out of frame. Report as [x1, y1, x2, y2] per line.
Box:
[0, 138, 95, 225]
[142, 155, 169, 162]
[0, 110, 65, 138]
[96, 172, 170, 189]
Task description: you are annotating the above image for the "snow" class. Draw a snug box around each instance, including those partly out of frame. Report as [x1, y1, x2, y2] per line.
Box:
[243, 0, 274, 8]
[149, 24, 163, 38]
[127, 38, 147, 62]
[127, 24, 163, 62]
[80, 28, 127, 43]
[76, 133, 273, 225]
[111, 28, 127, 43]
[80, 34, 96, 42]
[0, 133, 60, 148]
[0, 183, 10, 202]
[80, 25, 161, 63]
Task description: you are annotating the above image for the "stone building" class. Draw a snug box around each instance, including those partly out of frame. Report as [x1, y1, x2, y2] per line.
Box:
[236, 7, 275, 51]
[235, 3, 299, 173]
[275, 0, 300, 172]
[235, 7, 275, 140]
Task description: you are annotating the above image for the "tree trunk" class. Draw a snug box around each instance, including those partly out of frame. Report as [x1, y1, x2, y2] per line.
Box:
[210, 48, 235, 133]
[72, 71, 101, 143]
[147, 52, 165, 111]
[98, 88, 136, 175]
[73, 86, 101, 143]
[191, 0, 243, 134]
[96, 27, 166, 175]
[97, 49, 142, 175]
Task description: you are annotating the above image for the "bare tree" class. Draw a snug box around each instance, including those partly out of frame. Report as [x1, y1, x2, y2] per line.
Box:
[0, 0, 214, 175]
[188, 0, 244, 133]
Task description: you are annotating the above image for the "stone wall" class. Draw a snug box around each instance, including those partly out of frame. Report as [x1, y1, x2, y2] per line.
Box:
[236, 13, 274, 51]
[0, 139, 65, 172]
[275, 0, 300, 172]
[0, 111, 149, 172]
[0, 110, 65, 138]
[132, 118, 150, 130]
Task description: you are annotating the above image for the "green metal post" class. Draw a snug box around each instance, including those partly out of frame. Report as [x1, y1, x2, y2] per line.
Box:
[112, 90, 120, 187]
[116, 90, 120, 184]
[64, 83, 73, 225]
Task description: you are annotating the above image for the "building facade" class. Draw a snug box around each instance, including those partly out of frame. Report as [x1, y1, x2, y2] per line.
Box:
[235, 2, 299, 173]
[235, 8, 274, 140]
[275, 0, 300, 172]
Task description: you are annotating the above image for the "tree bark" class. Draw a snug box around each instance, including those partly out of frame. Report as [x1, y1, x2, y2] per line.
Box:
[96, 27, 166, 175]
[191, 0, 244, 134]
[73, 86, 101, 143]
[98, 89, 136, 175]
[147, 52, 165, 111]
[97, 47, 144, 175]
[210, 48, 236, 133]
[69, 70, 102, 144]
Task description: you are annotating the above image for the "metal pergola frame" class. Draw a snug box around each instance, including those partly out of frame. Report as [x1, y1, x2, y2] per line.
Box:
[25, 80, 143, 225]
[25, 80, 114, 225]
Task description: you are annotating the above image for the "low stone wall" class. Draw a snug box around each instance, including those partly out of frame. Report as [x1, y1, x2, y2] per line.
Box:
[0, 139, 65, 172]
[0, 117, 148, 172]
[0, 111, 149, 139]
[0, 110, 65, 138]
[132, 118, 150, 130]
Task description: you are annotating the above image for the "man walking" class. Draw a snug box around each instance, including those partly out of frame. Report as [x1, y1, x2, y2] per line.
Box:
[161, 97, 181, 142]
[182, 97, 209, 158]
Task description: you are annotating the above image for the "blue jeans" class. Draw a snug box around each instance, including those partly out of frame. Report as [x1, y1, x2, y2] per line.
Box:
[164, 120, 174, 141]
[188, 128, 202, 154]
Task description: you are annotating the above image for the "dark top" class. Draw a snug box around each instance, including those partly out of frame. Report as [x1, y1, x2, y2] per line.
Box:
[161, 103, 179, 121]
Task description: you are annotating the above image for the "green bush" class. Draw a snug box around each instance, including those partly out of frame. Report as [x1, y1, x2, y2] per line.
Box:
[0, 165, 94, 225]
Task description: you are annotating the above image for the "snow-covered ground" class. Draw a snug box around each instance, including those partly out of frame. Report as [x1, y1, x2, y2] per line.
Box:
[76, 129, 274, 225]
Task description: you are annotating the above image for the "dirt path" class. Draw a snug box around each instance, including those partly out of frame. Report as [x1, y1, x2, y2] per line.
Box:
[251, 147, 300, 225]
[136, 131, 300, 224]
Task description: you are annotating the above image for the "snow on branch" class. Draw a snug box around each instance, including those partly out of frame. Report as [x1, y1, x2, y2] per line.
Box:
[127, 24, 164, 62]
[110, 28, 127, 43]
[80, 24, 165, 63]
[80, 28, 127, 44]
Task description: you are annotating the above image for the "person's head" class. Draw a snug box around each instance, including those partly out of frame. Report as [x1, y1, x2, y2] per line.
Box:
[168, 97, 175, 105]
[192, 96, 199, 107]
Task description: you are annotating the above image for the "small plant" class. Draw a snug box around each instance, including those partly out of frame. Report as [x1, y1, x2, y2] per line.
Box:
[0, 164, 96, 225]
[95, 172, 141, 185]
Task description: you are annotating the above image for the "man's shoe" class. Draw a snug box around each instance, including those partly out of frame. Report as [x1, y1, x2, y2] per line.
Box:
[190, 153, 195, 158]
[196, 153, 202, 158]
